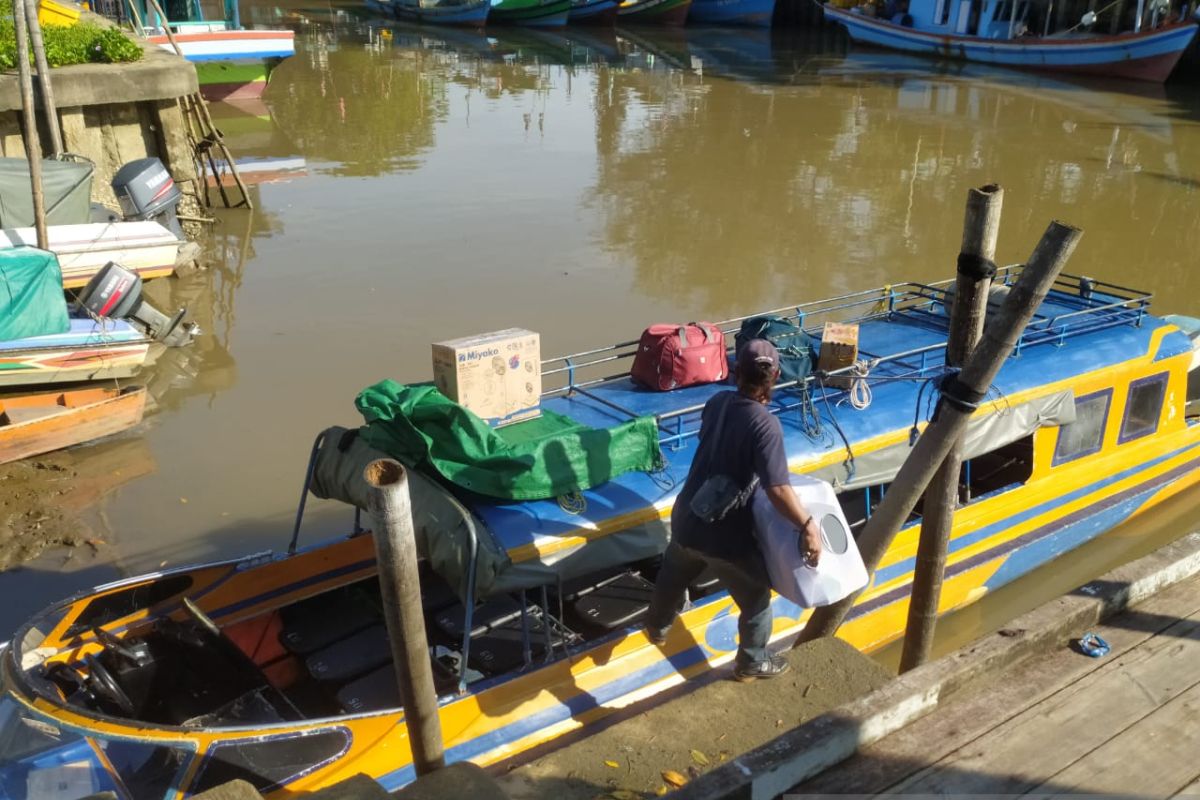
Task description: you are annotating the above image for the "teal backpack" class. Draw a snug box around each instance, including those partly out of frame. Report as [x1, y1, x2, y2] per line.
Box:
[734, 315, 818, 383]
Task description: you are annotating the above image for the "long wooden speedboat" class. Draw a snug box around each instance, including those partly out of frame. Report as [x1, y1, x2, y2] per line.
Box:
[146, 26, 296, 101]
[0, 222, 184, 290]
[821, 0, 1199, 83]
[0, 318, 152, 388]
[0, 386, 147, 465]
[4, 271, 1200, 795]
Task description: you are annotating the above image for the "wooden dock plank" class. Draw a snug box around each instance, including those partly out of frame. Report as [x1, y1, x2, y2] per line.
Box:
[1027, 678, 1200, 798]
[798, 574, 1200, 795]
[889, 603, 1200, 794]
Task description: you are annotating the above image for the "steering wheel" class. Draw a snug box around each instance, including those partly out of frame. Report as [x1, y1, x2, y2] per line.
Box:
[83, 654, 136, 716]
[92, 626, 143, 668]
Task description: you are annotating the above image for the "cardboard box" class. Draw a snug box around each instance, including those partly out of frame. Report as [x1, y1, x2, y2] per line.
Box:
[432, 329, 541, 426]
[817, 322, 859, 388]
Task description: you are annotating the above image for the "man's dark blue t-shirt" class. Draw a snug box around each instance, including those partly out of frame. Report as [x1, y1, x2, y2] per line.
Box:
[671, 390, 791, 560]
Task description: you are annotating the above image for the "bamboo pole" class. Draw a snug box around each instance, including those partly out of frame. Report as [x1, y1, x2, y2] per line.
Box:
[12, 0, 48, 249]
[796, 220, 1082, 645]
[899, 184, 1004, 673]
[364, 459, 446, 775]
[23, 0, 63, 156]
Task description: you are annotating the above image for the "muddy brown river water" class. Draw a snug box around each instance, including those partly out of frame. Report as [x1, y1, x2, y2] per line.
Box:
[2, 4, 1199, 647]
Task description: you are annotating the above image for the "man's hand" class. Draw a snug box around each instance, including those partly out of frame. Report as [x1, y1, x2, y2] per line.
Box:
[801, 517, 822, 567]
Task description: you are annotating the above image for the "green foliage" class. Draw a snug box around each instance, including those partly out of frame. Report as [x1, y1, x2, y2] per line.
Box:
[0, 4, 143, 69]
[90, 26, 141, 62]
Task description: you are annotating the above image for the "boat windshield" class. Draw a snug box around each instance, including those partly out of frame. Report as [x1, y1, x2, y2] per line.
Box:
[0, 692, 194, 800]
[0, 693, 109, 800]
[0, 695, 79, 764]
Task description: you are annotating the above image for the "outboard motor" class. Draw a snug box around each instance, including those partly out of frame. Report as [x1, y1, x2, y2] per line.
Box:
[111, 158, 184, 239]
[76, 262, 199, 348]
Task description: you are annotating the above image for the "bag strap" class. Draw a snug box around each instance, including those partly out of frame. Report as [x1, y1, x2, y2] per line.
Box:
[700, 392, 734, 453]
[689, 322, 719, 344]
[676, 326, 689, 348]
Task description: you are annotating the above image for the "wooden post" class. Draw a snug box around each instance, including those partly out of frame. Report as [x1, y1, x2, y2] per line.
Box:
[898, 184, 1004, 673]
[12, 0, 48, 249]
[23, 0, 63, 156]
[364, 459, 446, 775]
[796, 220, 1082, 645]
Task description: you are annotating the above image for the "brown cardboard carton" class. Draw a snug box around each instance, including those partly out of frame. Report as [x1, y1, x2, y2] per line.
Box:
[817, 322, 859, 388]
[432, 329, 541, 426]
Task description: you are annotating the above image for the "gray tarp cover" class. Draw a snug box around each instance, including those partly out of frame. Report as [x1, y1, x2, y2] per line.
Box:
[309, 426, 511, 600]
[0, 158, 93, 228]
[309, 391, 1073, 598]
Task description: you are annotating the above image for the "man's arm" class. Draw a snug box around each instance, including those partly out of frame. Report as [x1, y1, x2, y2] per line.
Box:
[763, 484, 823, 566]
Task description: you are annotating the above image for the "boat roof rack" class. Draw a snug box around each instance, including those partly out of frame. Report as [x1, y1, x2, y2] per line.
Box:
[539, 267, 1152, 441]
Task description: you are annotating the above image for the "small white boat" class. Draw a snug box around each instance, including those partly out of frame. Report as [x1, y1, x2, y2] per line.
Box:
[0, 221, 184, 290]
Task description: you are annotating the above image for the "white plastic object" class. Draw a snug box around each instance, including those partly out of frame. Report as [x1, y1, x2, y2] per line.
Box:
[751, 474, 869, 608]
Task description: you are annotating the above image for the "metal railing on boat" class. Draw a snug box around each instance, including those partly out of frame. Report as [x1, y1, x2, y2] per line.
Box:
[540, 268, 1152, 447]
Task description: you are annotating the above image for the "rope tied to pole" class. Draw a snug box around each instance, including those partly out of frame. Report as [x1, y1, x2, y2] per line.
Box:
[956, 252, 998, 280]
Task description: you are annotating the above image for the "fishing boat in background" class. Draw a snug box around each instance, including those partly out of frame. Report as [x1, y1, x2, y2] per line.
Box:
[688, 0, 775, 26]
[0, 222, 184, 290]
[384, 0, 494, 27]
[5, 270, 1200, 794]
[0, 385, 147, 465]
[490, 0, 574, 26]
[569, 0, 620, 24]
[138, 0, 295, 101]
[617, 0, 692, 24]
[820, 0, 1199, 82]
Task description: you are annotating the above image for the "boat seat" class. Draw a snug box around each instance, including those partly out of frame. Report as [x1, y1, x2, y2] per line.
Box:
[279, 588, 380, 656]
[433, 595, 523, 641]
[468, 611, 567, 675]
[553, 567, 630, 604]
[569, 572, 655, 634]
[337, 659, 460, 715]
[306, 624, 392, 683]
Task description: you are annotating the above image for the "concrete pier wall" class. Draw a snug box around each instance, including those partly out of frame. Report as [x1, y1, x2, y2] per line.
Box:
[0, 45, 203, 217]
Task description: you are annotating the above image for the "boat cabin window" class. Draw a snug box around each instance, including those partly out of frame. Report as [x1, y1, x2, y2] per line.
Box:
[66, 575, 194, 636]
[836, 483, 922, 534]
[188, 729, 351, 795]
[99, 739, 193, 799]
[991, 0, 1027, 21]
[935, 0, 951, 23]
[960, 435, 1034, 502]
[1054, 389, 1113, 465]
[1119, 373, 1168, 444]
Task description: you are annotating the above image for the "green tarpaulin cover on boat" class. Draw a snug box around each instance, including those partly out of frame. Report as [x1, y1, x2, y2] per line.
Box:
[0, 247, 69, 342]
[355, 380, 665, 501]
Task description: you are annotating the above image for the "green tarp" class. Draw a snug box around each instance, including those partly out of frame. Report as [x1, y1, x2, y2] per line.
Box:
[0, 247, 69, 342]
[356, 380, 665, 501]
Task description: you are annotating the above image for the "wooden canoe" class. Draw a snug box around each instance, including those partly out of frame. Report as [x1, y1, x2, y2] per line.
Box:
[0, 385, 147, 465]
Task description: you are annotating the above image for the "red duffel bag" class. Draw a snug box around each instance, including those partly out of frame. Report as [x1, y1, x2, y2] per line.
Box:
[631, 322, 729, 391]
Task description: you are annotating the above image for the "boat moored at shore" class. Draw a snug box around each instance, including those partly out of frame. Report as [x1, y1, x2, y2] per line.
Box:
[4, 270, 1200, 795]
[821, 0, 1199, 82]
